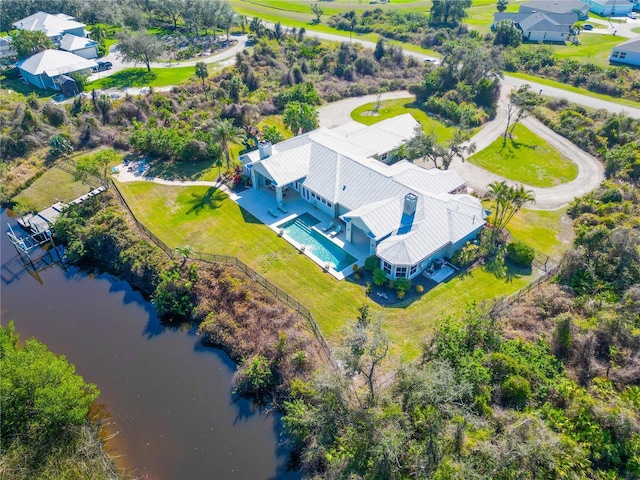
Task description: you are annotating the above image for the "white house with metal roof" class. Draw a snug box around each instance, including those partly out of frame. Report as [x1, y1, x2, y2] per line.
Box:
[59, 33, 98, 59]
[241, 115, 486, 280]
[610, 38, 640, 66]
[13, 12, 87, 44]
[16, 49, 97, 91]
[519, 1, 590, 19]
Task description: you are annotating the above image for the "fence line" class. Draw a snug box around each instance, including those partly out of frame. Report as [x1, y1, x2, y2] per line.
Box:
[110, 181, 337, 368]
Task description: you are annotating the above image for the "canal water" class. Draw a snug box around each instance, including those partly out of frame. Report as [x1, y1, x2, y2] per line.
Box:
[0, 209, 298, 479]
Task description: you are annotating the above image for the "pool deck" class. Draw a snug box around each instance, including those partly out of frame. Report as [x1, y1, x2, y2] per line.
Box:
[230, 186, 369, 279]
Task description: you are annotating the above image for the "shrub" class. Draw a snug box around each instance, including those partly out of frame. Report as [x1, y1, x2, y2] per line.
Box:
[373, 268, 387, 286]
[506, 242, 535, 267]
[501, 375, 531, 409]
[451, 241, 480, 269]
[395, 278, 412, 293]
[416, 284, 424, 293]
[364, 255, 379, 272]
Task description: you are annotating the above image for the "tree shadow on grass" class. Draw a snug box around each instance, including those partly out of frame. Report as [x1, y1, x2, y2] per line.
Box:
[94, 69, 157, 89]
[185, 187, 225, 215]
[484, 256, 531, 282]
[147, 159, 214, 181]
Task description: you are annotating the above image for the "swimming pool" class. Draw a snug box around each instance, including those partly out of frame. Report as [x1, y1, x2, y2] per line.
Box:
[280, 213, 357, 272]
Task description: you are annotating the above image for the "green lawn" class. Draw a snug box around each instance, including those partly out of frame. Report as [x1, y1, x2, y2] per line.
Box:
[114, 181, 546, 360]
[89, 67, 196, 89]
[0, 76, 58, 101]
[228, 0, 440, 57]
[351, 98, 456, 143]
[506, 72, 640, 109]
[633, 27, 640, 34]
[468, 124, 578, 187]
[507, 208, 571, 260]
[550, 33, 625, 67]
[464, 0, 519, 34]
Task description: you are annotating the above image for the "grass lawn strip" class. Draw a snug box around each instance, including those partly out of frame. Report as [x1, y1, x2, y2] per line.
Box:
[506, 208, 572, 260]
[351, 99, 456, 143]
[507, 72, 640, 109]
[468, 124, 578, 188]
[89, 67, 196, 89]
[115, 181, 545, 361]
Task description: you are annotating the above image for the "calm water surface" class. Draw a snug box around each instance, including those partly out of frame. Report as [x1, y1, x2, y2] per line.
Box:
[0, 209, 298, 480]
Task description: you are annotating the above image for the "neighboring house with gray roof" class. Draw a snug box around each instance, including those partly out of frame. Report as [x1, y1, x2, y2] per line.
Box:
[13, 11, 87, 45]
[519, 1, 589, 19]
[241, 115, 486, 280]
[583, 0, 634, 16]
[0, 36, 16, 58]
[610, 38, 640, 67]
[59, 33, 98, 59]
[16, 49, 96, 91]
[493, 11, 577, 42]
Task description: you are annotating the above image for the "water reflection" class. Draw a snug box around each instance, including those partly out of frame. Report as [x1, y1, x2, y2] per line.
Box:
[1, 209, 299, 480]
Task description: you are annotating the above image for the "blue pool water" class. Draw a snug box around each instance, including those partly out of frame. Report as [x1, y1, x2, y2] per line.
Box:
[281, 214, 357, 271]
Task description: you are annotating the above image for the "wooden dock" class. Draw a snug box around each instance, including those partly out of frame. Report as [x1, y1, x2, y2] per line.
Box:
[17, 186, 106, 234]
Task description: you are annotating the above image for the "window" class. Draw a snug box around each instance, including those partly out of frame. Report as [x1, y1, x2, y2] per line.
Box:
[612, 51, 620, 58]
[410, 264, 418, 276]
[396, 267, 407, 278]
[380, 153, 388, 162]
[383, 261, 392, 275]
[620, 52, 627, 59]
[327, 202, 332, 208]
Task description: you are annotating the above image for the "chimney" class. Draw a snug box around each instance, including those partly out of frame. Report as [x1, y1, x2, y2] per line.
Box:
[258, 140, 272, 160]
[403, 193, 418, 217]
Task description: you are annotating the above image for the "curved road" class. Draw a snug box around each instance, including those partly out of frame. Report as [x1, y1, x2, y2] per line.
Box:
[318, 88, 604, 210]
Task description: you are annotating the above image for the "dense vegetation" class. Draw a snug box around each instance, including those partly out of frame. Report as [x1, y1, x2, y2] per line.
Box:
[0, 322, 121, 479]
[504, 46, 640, 103]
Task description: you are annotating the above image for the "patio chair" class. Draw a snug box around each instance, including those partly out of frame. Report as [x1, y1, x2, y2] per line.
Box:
[268, 207, 279, 217]
[277, 203, 288, 213]
[330, 224, 342, 237]
[322, 221, 334, 232]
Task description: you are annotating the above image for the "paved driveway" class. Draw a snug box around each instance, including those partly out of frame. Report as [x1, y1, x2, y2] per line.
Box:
[318, 86, 604, 210]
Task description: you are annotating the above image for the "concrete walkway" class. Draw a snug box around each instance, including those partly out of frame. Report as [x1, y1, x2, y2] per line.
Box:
[318, 86, 604, 210]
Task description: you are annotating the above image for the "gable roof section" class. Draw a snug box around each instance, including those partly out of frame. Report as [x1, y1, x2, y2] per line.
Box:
[59, 33, 97, 52]
[519, 12, 576, 31]
[251, 144, 311, 186]
[613, 38, 640, 54]
[520, 0, 589, 14]
[493, 12, 577, 31]
[345, 113, 420, 156]
[375, 194, 485, 266]
[16, 49, 97, 77]
[13, 11, 86, 37]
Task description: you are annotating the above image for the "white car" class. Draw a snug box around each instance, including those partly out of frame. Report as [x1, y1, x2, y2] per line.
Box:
[628, 12, 638, 19]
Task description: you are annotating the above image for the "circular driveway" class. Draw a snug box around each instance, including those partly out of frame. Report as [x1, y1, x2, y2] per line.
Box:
[318, 87, 604, 210]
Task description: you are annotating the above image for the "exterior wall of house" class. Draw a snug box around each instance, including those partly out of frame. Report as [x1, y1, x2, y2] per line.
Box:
[19, 70, 52, 90]
[586, 0, 633, 16]
[444, 229, 482, 259]
[525, 30, 567, 42]
[610, 48, 640, 66]
[70, 45, 98, 59]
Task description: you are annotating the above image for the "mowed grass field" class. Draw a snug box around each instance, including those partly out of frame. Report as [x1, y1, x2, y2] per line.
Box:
[114, 180, 563, 360]
[551, 33, 626, 67]
[89, 67, 196, 89]
[351, 98, 457, 143]
[468, 124, 578, 187]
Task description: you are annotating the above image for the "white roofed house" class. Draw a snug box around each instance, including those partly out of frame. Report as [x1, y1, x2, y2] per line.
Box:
[241, 114, 486, 280]
[59, 33, 98, 59]
[16, 49, 97, 92]
[13, 12, 87, 45]
[610, 38, 640, 67]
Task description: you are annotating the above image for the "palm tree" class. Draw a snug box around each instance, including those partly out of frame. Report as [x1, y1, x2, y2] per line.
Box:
[486, 181, 535, 242]
[90, 25, 107, 44]
[210, 119, 243, 170]
[195, 61, 208, 90]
